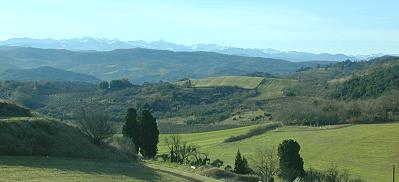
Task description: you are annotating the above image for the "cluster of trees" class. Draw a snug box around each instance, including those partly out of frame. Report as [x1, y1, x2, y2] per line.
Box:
[98, 79, 133, 90]
[333, 63, 399, 99]
[122, 108, 159, 158]
[275, 91, 399, 125]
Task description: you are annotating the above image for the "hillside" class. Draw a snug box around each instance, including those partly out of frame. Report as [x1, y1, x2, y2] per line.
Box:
[0, 66, 101, 83]
[0, 117, 128, 159]
[333, 61, 399, 99]
[0, 47, 331, 83]
[159, 123, 399, 182]
[0, 101, 31, 118]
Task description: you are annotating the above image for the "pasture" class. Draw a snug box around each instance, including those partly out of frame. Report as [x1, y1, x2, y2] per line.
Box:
[187, 76, 264, 89]
[159, 123, 399, 182]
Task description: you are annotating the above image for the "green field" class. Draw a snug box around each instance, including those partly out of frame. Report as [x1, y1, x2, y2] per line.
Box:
[159, 123, 399, 182]
[0, 156, 218, 182]
[254, 78, 298, 99]
[188, 76, 264, 89]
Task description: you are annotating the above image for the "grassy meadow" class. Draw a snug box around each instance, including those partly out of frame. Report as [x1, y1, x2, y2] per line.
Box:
[159, 123, 399, 182]
[188, 76, 264, 89]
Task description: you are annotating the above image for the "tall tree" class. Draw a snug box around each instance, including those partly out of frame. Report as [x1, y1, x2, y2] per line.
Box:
[278, 139, 305, 181]
[234, 149, 251, 174]
[122, 108, 139, 154]
[138, 109, 159, 158]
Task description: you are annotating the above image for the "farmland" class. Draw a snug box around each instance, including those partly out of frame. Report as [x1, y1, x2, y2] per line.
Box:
[159, 122, 399, 182]
[184, 76, 264, 89]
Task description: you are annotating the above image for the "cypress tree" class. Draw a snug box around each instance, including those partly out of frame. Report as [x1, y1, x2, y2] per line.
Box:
[122, 108, 139, 153]
[138, 109, 159, 158]
[278, 139, 305, 181]
[234, 149, 251, 174]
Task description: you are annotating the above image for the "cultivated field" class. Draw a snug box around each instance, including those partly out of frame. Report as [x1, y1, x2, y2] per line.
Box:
[159, 123, 399, 182]
[187, 76, 264, 89]
[254, 78, 298, 99]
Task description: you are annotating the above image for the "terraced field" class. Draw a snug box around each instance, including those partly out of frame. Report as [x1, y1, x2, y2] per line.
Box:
[159, 123, 399, 182]
[184, 76, 264, 89]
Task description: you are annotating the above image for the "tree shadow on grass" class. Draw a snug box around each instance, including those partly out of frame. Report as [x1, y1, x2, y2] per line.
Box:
[0, 156, 164, 182]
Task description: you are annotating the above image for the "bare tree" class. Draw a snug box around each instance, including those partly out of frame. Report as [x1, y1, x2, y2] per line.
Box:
[75, 108, 115, 144]
[165, 134, 198, 164]
[250, 147, 278, 182]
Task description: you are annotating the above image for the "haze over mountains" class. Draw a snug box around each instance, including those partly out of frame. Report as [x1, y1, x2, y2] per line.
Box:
[0, 37, 386, 62]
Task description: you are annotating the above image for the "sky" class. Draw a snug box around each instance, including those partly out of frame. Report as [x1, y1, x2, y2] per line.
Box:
[0, 0, 398, 55]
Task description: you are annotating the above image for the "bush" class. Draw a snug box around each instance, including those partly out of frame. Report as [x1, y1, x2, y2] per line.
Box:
[304, 165, 366, 182]
[210, 159, 224, 168]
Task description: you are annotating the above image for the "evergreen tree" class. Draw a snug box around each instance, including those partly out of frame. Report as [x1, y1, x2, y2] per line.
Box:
[234, 149, 251, 174]
[138, 109, 159, 158]
[278, 139, 305, 181]
[122, 108, 139, 153]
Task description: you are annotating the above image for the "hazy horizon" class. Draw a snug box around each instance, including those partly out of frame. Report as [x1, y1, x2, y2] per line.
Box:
[1, 0, 398, 55]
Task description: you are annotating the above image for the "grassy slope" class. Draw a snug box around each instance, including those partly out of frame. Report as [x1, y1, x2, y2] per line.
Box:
[0, 157, 218, 182]
[159, 123, 399, 182]
[189, 76, 264, 89]
[0, 117, 128, 160]
[254, 78, 298, 99]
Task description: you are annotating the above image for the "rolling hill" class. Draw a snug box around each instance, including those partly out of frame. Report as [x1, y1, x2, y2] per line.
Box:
[0, 66, 101, 83]
[0, 46, 332, 83]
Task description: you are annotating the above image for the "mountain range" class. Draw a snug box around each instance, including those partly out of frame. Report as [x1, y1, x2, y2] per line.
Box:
[0, 47, 332, 83]
[0, 37, 387, 62]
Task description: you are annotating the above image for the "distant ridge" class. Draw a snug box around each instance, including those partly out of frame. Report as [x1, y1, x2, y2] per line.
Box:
[0, 46, 336, 83]
[0, 37, 383, 62]
[0, 66, 101, 83]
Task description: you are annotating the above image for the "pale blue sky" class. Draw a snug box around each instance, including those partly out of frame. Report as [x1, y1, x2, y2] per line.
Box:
[0, 0, 398, 54]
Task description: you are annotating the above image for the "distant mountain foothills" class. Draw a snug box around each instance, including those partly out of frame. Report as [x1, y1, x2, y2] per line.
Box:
[0, 37, 387, 62]
[0, 46, 333, 83]
[0, 66, 100, 83]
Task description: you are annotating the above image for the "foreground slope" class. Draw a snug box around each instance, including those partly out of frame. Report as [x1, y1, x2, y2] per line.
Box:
[0, 117, 127, 159]
[0, 157, 218, 182]
[159, 123, 399, 182]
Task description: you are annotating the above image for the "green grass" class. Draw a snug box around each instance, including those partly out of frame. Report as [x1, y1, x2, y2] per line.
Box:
[159, 123, 399, 182]
[254, 78, 298, 99]
[188, 76, 264, 89]
[0, 156, 217, 182]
